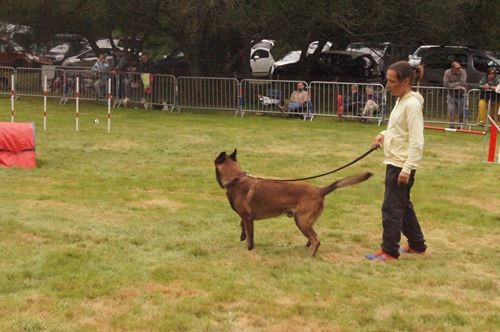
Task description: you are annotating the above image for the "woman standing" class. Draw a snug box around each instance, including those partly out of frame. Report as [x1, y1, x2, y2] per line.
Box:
[367, 61, 427, 261]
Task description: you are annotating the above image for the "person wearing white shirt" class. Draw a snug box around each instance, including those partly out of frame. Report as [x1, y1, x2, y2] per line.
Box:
[367, 61, 427, 261]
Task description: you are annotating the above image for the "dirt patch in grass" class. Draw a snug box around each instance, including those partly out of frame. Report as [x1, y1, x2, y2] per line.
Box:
[451, 196, 500, 213]
[130, 198, 186, 210]
[142, 281, 206, 298]
[22, 199, 86, 214]
[76, 297, 132, 331]
[75, 281, 206, 330]
[97, 139, 140, 151]
[231, 315, 341, 332]
[17, 232, 48, 244]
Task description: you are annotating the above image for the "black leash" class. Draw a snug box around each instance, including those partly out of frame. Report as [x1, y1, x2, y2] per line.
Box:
[246, 146, 378, 182]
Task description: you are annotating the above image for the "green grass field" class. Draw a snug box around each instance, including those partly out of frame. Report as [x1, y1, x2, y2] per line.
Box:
[0, 97, 498, 331]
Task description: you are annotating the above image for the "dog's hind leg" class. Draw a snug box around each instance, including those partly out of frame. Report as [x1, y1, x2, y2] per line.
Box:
[308, 226, 321, 257]
[240, 219, 246, 241]
[294, 216, 310, 247]
[295, 216, 320, 256]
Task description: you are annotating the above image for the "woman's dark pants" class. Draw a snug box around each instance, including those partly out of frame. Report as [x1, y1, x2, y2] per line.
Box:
[381, 164, 427, 258]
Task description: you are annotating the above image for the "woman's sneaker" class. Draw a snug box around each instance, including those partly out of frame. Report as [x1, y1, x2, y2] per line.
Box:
[399, 246, 425, 254]
[366, 250, 397, 261]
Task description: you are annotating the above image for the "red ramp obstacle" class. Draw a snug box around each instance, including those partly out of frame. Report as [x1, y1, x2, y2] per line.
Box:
[0, 122, 36, 168]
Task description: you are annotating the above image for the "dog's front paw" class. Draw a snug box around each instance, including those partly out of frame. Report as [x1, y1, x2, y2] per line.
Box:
[240, 233, 246, 241]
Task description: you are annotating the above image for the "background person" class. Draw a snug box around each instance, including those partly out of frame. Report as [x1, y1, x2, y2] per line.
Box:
[137, 52, 157, 109]
[443, 61, 467, 128]
[361, 85, 380, 120]
[343, 84, 364, 116]
[110, 49, 132, 107]
[477, 68, 499, 125]
[279, 82, 313, 118]
[367, 61, 427, 261]
[91, 52, 110, 99]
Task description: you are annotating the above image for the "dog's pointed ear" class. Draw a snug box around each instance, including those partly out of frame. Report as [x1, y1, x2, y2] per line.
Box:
[215, 151, 226, 164]
[229, 149, 237, 161]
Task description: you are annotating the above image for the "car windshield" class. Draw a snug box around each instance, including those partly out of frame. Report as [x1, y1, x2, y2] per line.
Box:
[307, 41, 332, 55]
[251, 39, 274, 50]
[412, 46, 438, 58]
[49, 43, 70, 54]
[279, 51, 301, 62]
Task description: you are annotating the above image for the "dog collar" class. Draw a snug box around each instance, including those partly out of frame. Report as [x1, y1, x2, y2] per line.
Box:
[224, 172, 246, 189]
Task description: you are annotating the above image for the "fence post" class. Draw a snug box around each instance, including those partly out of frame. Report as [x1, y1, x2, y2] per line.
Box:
[237, 81, 243, 117]
[75, 76, 80, 132]
[107, 77, 112, 133]
[43, 76, 48, 131]
[174, 78, 179, 112]
[10, 73, 15, 122]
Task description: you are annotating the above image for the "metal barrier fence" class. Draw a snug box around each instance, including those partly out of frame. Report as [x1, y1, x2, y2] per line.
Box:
[468, 89, 499, 126]
[109, 72, 176, 110]
[309, 81, 385, 122]
[16, 66, 88, 101]
[240, 79, 310, 117]
[14, 67, 177, 110]
[176, 76, 239, 111]
[385, 86, 499, 128]
[0, 66, 15, 96]
[6, 66, 500, 128]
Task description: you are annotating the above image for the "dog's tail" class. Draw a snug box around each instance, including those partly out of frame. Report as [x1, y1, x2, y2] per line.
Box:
[319, 172, 373, 197]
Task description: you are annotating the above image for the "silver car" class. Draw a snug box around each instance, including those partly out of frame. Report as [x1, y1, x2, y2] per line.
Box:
[62, 48, 114, 68]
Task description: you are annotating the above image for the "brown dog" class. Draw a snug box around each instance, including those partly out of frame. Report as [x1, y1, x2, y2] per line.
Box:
[215, 149, 372, 256]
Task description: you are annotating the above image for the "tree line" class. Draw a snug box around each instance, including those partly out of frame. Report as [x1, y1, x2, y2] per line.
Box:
[1, 0, 498, 77]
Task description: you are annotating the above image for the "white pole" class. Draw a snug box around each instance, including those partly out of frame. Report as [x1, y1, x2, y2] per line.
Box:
[107, 77, 111, 133]
[76, 76, 79, 132]
[11, 74, 15, 122]
[43, 76, 47, 131]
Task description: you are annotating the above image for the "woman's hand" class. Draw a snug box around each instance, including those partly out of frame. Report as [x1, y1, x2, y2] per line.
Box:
[398, 171, 410, 185]
[372, 134, 384, 149]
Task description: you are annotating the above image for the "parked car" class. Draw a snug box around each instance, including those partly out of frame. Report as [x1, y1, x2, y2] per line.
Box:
[346, 42, 414, 78]
[271, 50, 381, 83]
[95, 39, 122, 50]
[409, 45, 500, 87]
[62, 48, 114, 67]
[154, 48, 190, 76]
[268, 42, 332, 78]
[250, 39, 275, 78]
[43, 34, 88, 65]
[407, 44, 439, 66]
[0, 38, 51, 67]
[95, 37, 142, 53]
[269, 50, 302, 77]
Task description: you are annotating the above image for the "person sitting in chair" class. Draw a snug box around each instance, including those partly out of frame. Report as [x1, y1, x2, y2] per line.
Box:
[361, 85, 381, 119]
[343, 84, 364, 116]
[279, 82, 313, 117]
